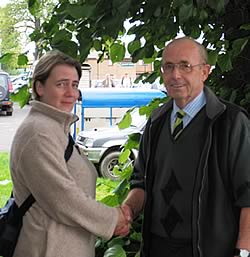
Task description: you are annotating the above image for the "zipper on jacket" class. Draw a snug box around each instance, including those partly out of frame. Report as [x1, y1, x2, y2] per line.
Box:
[196, 127, 212, 257]
[196, 108, 226, 256]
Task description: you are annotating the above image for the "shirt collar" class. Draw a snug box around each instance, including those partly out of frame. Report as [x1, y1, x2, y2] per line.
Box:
[173, 90, 206, 118]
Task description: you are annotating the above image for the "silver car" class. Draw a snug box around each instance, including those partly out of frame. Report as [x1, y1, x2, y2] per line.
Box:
[76, 109, 146, 180]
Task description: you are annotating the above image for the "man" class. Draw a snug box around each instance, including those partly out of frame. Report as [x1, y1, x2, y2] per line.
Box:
[120, 37, 250, 257]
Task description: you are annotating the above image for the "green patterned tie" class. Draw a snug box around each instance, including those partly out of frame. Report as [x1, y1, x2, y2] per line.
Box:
[172, 110, 186, 139]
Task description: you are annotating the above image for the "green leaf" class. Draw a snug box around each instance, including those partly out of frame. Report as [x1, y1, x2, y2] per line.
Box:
[51, 40, 78, 59]
[134, 73, 149, 84]
[17, 54, 29, 66]
[42, 16, 60, 36]
[124, 133, 141, 150]
[28, 0, 40, 16]
[172, 0, 186, 9]
[190, 26, 201, 39]
[142, 72, 159, 83]
[118, 112, 132, 129]
[107, 237, 126, 248]
[10, 85, 30, 108]
[144, 44, 154, 58]
[130, 231, 142, 242]
[77, 29, 93, 62]
[93, 40, 102, 51]
[132, 48, 145, 63]
[229, 89, 238, 103]
[113, 0, 132, 16]
[110, 43, 126, 63]
[118, 149, 131, 164]
[67, 4, 96, 19]
[0, 53, 14, 64]
[240, 24, 250, 30]
[199, 9, 208, 21]
[29, 30, 44, 42]
[128, 40, 141, 55]
[112, 178, 129, 195]
[207, 0, 226, 13]
[51, 29, 72, 45]
[217, 53, 233, 72]
[104, 244, 126, 257]
[207, 50, 218, 65]
[99, 194, 119, 207]
[179, 4, 193, 23]
[231, 38, 249, 57]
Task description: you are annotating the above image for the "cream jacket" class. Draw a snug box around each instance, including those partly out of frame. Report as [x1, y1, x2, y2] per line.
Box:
[10, 101, 118, 257]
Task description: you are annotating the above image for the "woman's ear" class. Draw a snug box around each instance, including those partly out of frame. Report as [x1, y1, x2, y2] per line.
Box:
[35, 81, 44, 97]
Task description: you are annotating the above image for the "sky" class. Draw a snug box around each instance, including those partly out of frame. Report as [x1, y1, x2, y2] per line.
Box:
[0, 0, 10, 7]
[0, 0, 9, 7]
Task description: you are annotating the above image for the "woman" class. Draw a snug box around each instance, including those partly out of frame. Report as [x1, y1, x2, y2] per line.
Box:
[10, 50, 129, 257]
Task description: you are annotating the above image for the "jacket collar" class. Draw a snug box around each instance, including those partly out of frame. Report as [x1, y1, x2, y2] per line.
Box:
[151, 86, 226, 123]
[30, 100, 79, 134]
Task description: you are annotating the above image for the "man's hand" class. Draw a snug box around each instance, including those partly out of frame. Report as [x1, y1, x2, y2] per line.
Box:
[113, 206, 132, 237]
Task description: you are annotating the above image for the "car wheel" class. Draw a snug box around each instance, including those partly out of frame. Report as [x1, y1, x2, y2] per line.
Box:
[99, 151, 121, 180]
[6, 111, 12, 116]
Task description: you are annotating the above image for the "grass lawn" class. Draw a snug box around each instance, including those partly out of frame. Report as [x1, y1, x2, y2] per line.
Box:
[0, 152, 12, 206]
[0, 152, 118, 207]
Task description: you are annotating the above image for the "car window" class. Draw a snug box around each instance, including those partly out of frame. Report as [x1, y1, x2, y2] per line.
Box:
[0, 75, 7, 89]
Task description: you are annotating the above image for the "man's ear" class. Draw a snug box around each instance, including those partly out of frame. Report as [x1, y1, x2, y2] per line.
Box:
[202, 64, 211, 82]
[35, 81, 44, 97]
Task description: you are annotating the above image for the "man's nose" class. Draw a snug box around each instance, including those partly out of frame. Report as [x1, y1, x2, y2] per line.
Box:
[171, 65, 182, 78]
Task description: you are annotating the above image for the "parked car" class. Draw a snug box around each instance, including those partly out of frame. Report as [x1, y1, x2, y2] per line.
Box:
[0, 71, 13, 116]
[76, 109, 146, 180]
[11, 73, 29, 91]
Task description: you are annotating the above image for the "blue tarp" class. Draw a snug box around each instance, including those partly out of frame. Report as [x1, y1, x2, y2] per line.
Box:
[74, 88, 167, 134]
[80, 88, 166, 108]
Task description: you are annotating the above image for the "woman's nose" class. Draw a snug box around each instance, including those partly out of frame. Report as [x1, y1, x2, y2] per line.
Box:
[65, 84, 77, 96]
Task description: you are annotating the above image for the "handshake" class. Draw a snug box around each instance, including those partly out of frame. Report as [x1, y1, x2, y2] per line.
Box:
[113, 204, 133, 237]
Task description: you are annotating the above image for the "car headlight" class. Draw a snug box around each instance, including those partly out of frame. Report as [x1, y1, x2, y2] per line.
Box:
[84, 138, 94, 147]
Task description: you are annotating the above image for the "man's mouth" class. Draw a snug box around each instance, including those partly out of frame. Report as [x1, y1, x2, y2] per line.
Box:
[169, 84, 184, 88]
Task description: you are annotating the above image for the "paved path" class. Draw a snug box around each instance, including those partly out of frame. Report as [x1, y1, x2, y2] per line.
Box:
[0, 103, 30, 152]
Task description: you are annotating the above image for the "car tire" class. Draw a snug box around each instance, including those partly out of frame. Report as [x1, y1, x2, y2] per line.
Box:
[99, 151, 121, 180]
[6, 111, 12, 116]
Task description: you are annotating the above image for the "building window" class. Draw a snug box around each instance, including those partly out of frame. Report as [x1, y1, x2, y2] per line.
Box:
[119, 61, 135, 67]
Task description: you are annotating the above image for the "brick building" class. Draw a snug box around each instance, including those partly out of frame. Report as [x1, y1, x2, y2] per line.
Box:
[79, 51, 153, 88]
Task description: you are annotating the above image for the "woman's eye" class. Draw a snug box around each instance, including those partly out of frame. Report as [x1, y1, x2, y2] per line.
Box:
[56, 82, 66, 88]
[72, 83, 79, 89]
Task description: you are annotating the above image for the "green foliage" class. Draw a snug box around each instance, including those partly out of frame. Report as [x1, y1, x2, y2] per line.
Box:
[0, 152, 11, 181]
[96, 97, 169, 256]
[23, 0, 250, 112]
[0, 152, 12, 207]
[11, 85, 31, 107]
[0, 4, 23, 73]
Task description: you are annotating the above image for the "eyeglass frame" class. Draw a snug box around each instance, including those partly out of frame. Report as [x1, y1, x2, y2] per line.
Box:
[161, 62, 206, 74]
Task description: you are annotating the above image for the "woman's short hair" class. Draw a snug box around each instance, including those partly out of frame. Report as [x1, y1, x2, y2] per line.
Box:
[32, 50, 82, 100]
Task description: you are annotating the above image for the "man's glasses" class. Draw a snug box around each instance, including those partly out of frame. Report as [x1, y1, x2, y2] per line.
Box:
[161, 62, 205, 74]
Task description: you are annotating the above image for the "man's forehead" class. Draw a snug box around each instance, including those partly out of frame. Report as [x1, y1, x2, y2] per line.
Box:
[163, 41, 200, 62]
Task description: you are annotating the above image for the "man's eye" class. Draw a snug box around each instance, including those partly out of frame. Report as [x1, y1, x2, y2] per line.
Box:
[72, 83, 79, 89]
[165, 64, 174, 70]
[180, 63, 191, 69]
